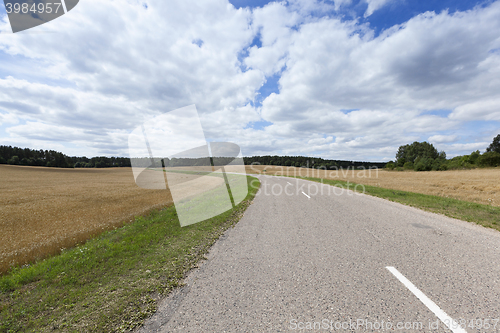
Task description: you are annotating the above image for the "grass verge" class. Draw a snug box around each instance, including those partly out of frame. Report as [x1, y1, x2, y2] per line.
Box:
[0, 176, 260, 333]
[298, 176, 500, 232]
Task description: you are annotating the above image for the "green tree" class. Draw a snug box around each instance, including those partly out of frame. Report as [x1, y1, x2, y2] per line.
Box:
[396, 141, 440, 164]
[469, 150, 481, 164]
[396, 141, 446, 171]
[486, 134, 500, 154]
[8, 156, 19, 165]
[478, 151, 500, 167]
[403, 161, 414, 170]
[414, 157, 432, 171]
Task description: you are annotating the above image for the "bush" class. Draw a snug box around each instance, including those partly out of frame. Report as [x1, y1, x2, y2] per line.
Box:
[0, 156, 5, 164]
[8, 156, 19, 165]
[477, 151, 500, 167]
[385, 161, 395, 170]
[431, 159, 443, 171]
[403, 161, 414, 170]
[414, 157, 432, 171]
[445, 156, 474, 170]
[469, 150, 481, 164]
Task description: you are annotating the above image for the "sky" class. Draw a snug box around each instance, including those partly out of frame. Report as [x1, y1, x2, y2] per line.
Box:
[0, 0, 499, 162]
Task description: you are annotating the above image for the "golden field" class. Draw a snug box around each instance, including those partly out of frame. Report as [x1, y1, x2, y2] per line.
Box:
[245, 165, 500, 207]
[0, 165, 175, 274]
[1, 164, 499, 274]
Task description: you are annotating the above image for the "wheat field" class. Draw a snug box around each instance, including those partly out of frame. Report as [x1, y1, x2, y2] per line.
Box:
[0, 165, 175, 274]
[245, 165, 500, 207]
[2, 164, 499, 274]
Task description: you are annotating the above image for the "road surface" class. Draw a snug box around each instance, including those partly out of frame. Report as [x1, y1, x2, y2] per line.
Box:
[137, 175, 500, 332]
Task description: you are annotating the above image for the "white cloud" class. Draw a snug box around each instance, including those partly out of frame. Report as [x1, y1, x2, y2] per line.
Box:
[364, 0, 392, 17]
[254, 2, 500, 159]
[0, 111, 18, 126]
[435, 142, 490, 158]
[244, 2, 301, 76]
[428, 135, 458, 144]
[450, 99, 500, 121]
[0, 0, 499, 161]
[0, 0, 264, 156]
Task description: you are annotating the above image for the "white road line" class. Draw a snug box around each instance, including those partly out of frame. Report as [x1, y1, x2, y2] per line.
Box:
[386, 267, 467, 333]
[301, 191, 311, 199]
[287, 182, 293, 186]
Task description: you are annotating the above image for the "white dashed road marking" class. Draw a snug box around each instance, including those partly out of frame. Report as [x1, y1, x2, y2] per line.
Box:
[386, 266, 467, 333]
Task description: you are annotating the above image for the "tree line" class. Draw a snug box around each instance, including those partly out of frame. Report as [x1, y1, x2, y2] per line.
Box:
[386, 134, 500, 171]
[0, 145, 387, 170]
[0, 146, 131, 168]
[243, 156, 387, 169]
[2, 134, 499, 171]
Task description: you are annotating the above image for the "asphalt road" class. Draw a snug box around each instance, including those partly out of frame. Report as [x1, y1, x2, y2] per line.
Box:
[137, 175, 500, 332]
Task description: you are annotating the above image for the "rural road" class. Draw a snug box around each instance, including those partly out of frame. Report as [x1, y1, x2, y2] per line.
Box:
[137, 175, 500, 332]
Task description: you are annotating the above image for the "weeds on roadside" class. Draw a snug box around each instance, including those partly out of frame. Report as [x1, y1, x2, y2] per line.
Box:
[0, 177, 260, 333]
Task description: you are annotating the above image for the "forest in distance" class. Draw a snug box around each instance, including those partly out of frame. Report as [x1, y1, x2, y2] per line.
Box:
[0, 145, 386, 169]
[1, 135, 499, 171]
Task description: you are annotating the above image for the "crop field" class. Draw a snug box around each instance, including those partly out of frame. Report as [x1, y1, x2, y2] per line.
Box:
[245, 165, 500, 207]
[0, 165, 222, 274]
[2, 164, 498, 274]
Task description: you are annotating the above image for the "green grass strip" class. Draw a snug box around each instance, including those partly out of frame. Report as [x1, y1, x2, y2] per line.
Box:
[0, 176, 260, 333]
[297, 176, 500, 232]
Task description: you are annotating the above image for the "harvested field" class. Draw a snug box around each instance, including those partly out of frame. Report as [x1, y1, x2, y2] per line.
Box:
[0, 165, 220, 274]
[245, 165, 500, 207]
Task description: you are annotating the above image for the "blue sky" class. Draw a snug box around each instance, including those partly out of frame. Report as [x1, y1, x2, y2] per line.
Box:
[0, 0, 499, 161]
[231, 0, 491, 35]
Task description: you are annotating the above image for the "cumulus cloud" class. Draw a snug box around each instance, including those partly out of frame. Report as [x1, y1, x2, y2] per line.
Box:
[428, 135, 458, 144]
[435, 142, 490, 158]
[254, 1, 500, 159]
[0, 0, 499, 160]
[450, 99, 500, 121]
[364, 0, 392, 17]
[0, 0, 264, 155]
